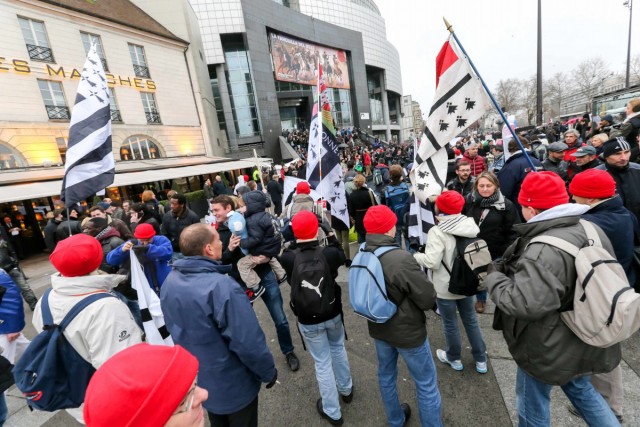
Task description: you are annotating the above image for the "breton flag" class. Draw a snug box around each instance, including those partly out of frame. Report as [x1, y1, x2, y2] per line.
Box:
[407, 138, 435, 247]
[306, 64, 349, 228]
[61, 44, 114, 206]
[130, 252, 173, 346]
[411, 35, 492, 202]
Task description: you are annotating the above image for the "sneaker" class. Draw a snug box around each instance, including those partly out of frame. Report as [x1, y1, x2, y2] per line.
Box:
[436, 349, 463, 371]
[476, 361, 488, 374]
[277, 274, 288, 285]
[246, 285, 265, 303]
[400, 403, 411, 426]
[285, 352, 299, 372]
[341, 385, 354, 404]
[316, 398, 343, 425]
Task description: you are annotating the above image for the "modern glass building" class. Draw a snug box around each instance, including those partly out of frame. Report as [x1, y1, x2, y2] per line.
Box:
[189, 0, 403, 160]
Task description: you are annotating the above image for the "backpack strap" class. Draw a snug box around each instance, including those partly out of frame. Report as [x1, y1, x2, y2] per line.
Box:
[372, 246, 399, 258]
[41, 288, 54, 327]
[58, 292, 114, 332]
[527, 235, 581, 258]
[578, 219, 602, 247]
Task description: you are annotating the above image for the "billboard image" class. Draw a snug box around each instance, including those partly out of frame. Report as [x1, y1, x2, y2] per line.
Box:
[269, 32, 350, 90]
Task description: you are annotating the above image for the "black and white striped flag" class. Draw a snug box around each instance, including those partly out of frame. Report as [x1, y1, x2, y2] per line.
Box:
[407, 136, 435, 247]
[61, 44, 114, 206]
[411, 35, 491, 202]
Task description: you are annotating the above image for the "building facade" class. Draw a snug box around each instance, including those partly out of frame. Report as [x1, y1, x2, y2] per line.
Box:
[412, 100, 424, 137]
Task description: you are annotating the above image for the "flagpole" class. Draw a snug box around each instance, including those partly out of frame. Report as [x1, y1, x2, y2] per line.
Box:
[443, 18, 537, 171]
[251, 148, 265, 190]
[316, 55, 324, 206]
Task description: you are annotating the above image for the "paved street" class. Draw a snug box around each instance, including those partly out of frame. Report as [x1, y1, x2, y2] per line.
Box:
[6, 248, 640, 426]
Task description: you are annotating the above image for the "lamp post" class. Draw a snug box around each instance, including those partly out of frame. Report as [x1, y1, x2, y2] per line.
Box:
[624, 0, 633, 88]
[536, 0, 543, 125]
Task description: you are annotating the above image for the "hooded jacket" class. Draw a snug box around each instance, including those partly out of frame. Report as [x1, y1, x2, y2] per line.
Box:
[32, 273, 142, 369]
[414, 214, 480, 300]
[161, 207, 200, 252]
[160, 256, 276, 414]
[498, 151, 543, 210]
[598, 162, 640, 224]
[486, 204, 621, 385]
[241, 191, 281, 257]
[0, 269, 25, 334]
[365, 233, 437, 348]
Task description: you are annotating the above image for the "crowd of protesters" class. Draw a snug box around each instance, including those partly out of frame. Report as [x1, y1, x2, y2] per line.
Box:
[1, 98, 639, 427]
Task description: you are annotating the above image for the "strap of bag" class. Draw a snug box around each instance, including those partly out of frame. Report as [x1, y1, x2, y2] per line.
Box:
[478, 209, 490, 226]
[578, 219, 602, 247]
[372, 246, 399, 258]
[527, 235, 581, 257]
[42, 288, 54, 327]
[58, 292, 114, 332]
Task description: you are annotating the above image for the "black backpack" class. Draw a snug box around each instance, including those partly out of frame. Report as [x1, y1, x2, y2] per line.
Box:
[13, 289, 114, 411]
[441, 236, 491, 296]
[289, 246, 336, 323]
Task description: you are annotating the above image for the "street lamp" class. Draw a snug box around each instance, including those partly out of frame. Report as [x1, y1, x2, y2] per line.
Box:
[624, 0, 633, 88]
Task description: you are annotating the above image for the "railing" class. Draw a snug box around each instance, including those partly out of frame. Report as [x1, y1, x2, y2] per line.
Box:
[145, 111, 161, 124]
[133, 64, 150, 78]
[27, 44, 54, 62]
[45, 105, 70, 120]
[110, 109, 122, 122]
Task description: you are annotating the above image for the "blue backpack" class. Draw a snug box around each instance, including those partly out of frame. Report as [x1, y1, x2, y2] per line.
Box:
[348, 244, 400, 323]
[384, 183, 410, 226]
[13, 288, 114, 411]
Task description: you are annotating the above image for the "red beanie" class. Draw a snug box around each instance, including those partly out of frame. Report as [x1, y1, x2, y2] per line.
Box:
[134, 223, 156, 240]
[244, 174, 250, 183]
[518, 171, 569, 209]
[569, 169, 616, 199]
[291, 210, 319, 240]
[296, 181, 311, 194]
[50, 234, 103, 277]
[436, 190, 465, 215]
[363, 205, 397, 234]
[84, 343, 199, 427]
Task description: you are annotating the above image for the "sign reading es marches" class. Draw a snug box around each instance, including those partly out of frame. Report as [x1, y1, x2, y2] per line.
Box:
[269, 32, 350, 90]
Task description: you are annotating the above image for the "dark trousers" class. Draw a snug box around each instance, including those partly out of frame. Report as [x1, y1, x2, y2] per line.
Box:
[208, 395, 258, 427]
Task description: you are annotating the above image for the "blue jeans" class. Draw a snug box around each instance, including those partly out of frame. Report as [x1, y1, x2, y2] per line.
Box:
[374, 337, 443, 427]
[516, 367, 620, 427]
[260, 270, 294, 355]
[298, 315, 352, 421]
[436, 297, 486, 363]
[357, 231, 366, 244]
[476, 290, 487, 303]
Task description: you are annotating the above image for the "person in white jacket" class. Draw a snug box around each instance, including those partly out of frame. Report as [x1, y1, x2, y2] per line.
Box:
[414, 190, 488, 374]
[32, 234, 142, 424]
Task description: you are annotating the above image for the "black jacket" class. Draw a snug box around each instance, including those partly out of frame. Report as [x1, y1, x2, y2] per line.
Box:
[218, 222, 271, 287]
[213, 180, 228, 197]
[266, 180, 283, 204]
[445, 177, 474, 197]
[603, 162, 640, 225]
[347, 187, 378, 235]
[241, 191, 281, 258]
[498, 151, 543, 211]
[0, 239, 18, 272]
[161, 208, 201, 252]
[44, 219, 61, 252]
[463, 193, 520, 259]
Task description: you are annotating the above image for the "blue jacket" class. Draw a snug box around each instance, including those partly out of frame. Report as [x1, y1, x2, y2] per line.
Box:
[498, 151, 543, 210]
[160, 256, 276, 414]
[582, 196, 637, 285]
[0, 269, 24, 334]
[241, 191, 281, 257]
[106, 235, 173, 292]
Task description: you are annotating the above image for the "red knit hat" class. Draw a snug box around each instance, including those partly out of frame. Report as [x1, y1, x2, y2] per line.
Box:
[134, 223, 156, 240]
[569, 169, 616, 199]
[291, 210, 319, 240]
[296, 181, 311, 194]
[50, 234, 103, 277]
[84, 343, 199, 427]
[436, 190, 465, 215]
[363, 205, 397, 234]
[518, 171, 569, 209]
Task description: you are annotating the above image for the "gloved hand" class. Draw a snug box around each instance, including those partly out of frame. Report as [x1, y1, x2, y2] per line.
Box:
[487, 260, 505, 275]
[417, 244, 426, 254]
[266, 369, 278, 389]
[132, 245, 149, 255]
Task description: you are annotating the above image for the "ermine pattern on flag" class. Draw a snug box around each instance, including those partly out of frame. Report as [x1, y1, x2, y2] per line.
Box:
[306, 64, 349, 228]
[61, 44, 114, 206]
[411, 35, 492, 203]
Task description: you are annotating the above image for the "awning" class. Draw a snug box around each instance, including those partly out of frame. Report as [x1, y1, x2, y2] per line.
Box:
[0, 158, 271, 204]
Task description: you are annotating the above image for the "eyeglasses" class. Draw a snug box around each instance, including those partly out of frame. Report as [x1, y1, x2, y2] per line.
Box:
[173, 378, 197, 415]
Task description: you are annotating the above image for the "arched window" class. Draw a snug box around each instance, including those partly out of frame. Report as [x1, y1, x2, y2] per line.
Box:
[0, 143, 26, 169]
[120, 135, 163, 161]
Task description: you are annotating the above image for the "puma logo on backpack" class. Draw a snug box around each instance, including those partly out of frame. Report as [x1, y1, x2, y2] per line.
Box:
[289, 246, 335, 323]
[528, 219, 640, 348]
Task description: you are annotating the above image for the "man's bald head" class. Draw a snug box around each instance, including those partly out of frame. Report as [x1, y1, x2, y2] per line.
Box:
[179, 223, 219, 258]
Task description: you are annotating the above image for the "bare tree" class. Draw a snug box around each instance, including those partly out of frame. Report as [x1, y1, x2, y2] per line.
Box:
[494, 78, 522, 114]
[523, 76, 538, 125]
[545, 72, 572, 118]
[573, 57, 611, 111]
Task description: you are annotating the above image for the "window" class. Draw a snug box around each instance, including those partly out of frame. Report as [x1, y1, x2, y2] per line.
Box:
[37, 80, 70, 120]
[18, 17, 54, 62]
[0, 143, 26, 170]
[108, 88, 122, 122]
[140, 92, 160, 124]
[128, 44, 150, 78]
[120, 136, 162, 161]
[80, 32, 108, 71]
[224, 45, 260, 137]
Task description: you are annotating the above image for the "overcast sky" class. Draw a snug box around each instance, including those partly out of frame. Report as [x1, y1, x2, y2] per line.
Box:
[375, 0, 638, 113]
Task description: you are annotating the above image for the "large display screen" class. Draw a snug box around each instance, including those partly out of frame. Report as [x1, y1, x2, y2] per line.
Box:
[269, 32, 350, 90]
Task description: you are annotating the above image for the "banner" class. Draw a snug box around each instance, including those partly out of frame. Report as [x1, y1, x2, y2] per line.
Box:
[269, 32, 350, 90]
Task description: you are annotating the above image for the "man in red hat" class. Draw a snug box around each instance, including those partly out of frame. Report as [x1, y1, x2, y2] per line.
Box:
[486, 171, 621, 426]
[359, 205, 440, 427]
[33, 234, 142, 424]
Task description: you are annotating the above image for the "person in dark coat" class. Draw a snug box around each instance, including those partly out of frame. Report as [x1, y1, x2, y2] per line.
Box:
[463, 171, 520, 314]
[203, 178, 215, 201]
[141, 190, 164, 224]
[43, 209, 64, 252]
[347, 174, 378, 243]
[372, 159, 391, 196]
[161, 193, 201, 258]
[446, 160, 474, 197]
[129, 203, 161, 235]
[498, 139, 543, 218]
[82, 217, 124, 274]
[212, 175, 228, 196]
[266, 173, 284, 216]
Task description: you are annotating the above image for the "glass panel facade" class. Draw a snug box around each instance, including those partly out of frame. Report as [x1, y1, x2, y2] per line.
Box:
[224, 44, 260, 137]
[120, 136, 162, 161]
[325, 88, 353, 128]
[209, 66, 229, 142]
